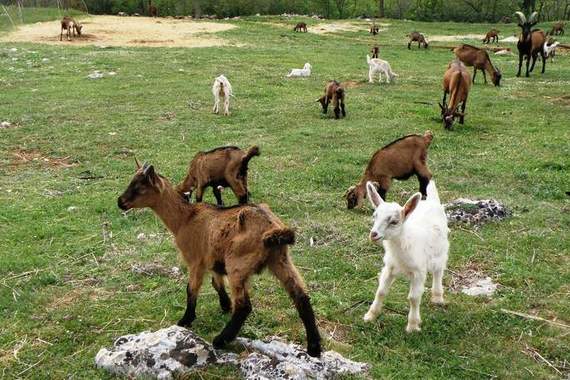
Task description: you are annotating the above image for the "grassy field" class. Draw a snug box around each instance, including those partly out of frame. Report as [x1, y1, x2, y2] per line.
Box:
[1, 9, 569, 379]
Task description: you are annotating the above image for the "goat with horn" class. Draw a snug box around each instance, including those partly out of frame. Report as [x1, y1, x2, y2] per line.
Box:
[515, 11, 547, 77]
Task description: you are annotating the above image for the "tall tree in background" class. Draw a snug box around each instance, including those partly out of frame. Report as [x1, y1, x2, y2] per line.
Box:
[521, 0, 536, 12]
[379, 0, 384, 17]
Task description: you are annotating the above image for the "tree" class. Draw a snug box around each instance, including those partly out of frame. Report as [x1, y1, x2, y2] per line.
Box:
[379, 0, 384, 17]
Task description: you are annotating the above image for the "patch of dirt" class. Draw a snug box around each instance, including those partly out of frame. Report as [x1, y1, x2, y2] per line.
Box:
[319, 319, 353, 344]
[0, 15, 236, 48]
[10, 148, 76, 168]
[296, 220, 351, 248]
[46, 288, 113, 312]
[342, 80, 364, 89]
[429, 34, 485, 42]
[131, 262, 183, 279]
[449, 263, 499, 297]
[545, 95, 570, 106]
[308, 22, 365, 34]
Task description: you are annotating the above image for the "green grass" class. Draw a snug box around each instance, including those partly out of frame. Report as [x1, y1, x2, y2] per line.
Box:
[1, 11, 569, 379]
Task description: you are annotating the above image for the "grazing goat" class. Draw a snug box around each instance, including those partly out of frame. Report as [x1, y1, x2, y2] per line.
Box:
[287, 63, 312, 77]
[294, 22, 308, 32]
[118, 162, 322, 357]
[60, 16, 82, 41]
[515, 11, 547, 77]
[550, 21, 565, 35]
[371, 45, 380, 59]
[345, 131, 433, 209]
[482, 29, 499, 43]
[367, 55, 398, 84]
[407, 32, 429, 49]
[212, 75, 232, 116]
[440, 60, 471, 130]
[453, 44, 502, 86]
[177, 145, 260, 206]
[544, 39, 560, 62]
[317, 80, 346, 119]
[363, 180, 449, 333]
[149, 0, 158, 17]
[370, 23, 379, 35]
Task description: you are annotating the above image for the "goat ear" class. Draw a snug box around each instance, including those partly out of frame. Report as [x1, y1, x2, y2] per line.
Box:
[366, 181, 382, 209]
[344, 185, 356, 198]
[402, 193, 422, 220]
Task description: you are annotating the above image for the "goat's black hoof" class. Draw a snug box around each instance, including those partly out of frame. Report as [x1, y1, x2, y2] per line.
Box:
[177, 317, 194, 327]
[220, 300, 231, 314]
[307, 343, 322, 358]
[212, 335, 227, 349]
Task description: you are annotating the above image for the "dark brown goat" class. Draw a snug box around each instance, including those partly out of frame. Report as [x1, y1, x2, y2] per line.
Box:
[453, 44, 502, 86]
[60, 16, 82, 41]
[482, 29, 499, 43]
[370, 23, 379, 35]
[345, 131, 433, 208]
[118, 163, 322, 357]
[407, 32, 428, 49]
[371, 45, 380, 59]
[515, 11, 547, 77]
[550, 21, 565, 35]
[294, 22, 308, 32]
[317, 81, 346, 119]
[177, 146, 260, 206]
[440, 60, 471, 130]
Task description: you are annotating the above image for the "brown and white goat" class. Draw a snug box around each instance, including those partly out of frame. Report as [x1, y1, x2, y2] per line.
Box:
[177, 146, 260, 206]
[317, 80, 346, 119]
[440, 60, 471, 130]
[515, 11, 547, 77]
[345, 131, 433, 209]
[371, 45, 380, 59]
[294, 22, 308, 32]
[407, 32, 428, 49]
[370, 23, 379, 35]
[550, 21, 565, 35]
[60, 16, 82, 41]
[118, 162, 322, 357]
[482, 29, 499, 43]
[453, 44, 502, 86]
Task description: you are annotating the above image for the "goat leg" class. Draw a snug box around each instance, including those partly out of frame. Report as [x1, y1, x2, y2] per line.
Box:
[460, 99, 467, 124]
[541, 51, 546, 73]
[516, 53, 523, 77]
[406, 273, 426, 333]
[177, 272, 203, 327]
[212, 282, 252, 349]
[212, 186, 224, 206]
[340, 101, 346, 117]
[482, 70, 487, 84]
[212, 275, 231, 313]
[530, 53, 538, 72]
[472, 68, 477, 83]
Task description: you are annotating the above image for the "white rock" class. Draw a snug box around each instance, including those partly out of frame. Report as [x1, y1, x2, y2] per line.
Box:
[500, 36, 519, 43]
[107, 71, 117, 76]
[0, 121, 12, 129]
[495, 49, 512, 55]
[67, 206, 78, 212]
[461, 277, 497, 297]
[88, 71, 104, 79]
[42, 58, 49, 62]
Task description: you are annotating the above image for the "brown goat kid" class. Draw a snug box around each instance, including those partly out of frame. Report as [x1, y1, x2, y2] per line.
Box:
[482, 29, 499, 43]
[60, 16, 82, 41]
[453, 44, 502, 86]
[370, 23, 379, 35]
[294, 22, 308, 32]
[550, 21, 565, 35]
[317, 80, 346, 119]
[118, 163, 322, 357]
[371, 45, 380, 59]
[345, 131, 433, 209]
[407, 32, 429, 49]
[440, 60, 471, 130]
[177, 146, 260, 206]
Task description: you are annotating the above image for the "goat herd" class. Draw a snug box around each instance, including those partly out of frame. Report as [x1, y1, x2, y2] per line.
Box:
[115, 11, 563, 358]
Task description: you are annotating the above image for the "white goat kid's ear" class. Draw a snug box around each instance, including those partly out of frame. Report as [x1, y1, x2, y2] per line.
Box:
[366, 181, 383, 208]
[402, 193, 422, 220]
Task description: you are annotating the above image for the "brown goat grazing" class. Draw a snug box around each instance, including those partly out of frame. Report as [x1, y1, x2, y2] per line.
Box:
[345, 131, 433, 209]
[453, 44, 502, 86]
[482, 29, 499, 43]
[371, 45, 380, 59]
[440, 60, 471, 130]
[294, 22, 308, 32]
[370, 24, 379, 35]
[407, 32, 429, 49]
[177, 146, 260, 206]
[60, 16, 82, 41]
[550, 21, 565, 35]
[317, 80, 346, 119]
[515, 11, 547, 77]
[118, 163, 322, 357]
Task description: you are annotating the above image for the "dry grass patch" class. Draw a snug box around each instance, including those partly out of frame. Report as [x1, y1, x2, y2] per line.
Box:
[10, 148, 76, 169]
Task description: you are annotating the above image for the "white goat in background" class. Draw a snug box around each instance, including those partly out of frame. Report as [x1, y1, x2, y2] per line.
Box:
[544, 40, 560, 63]
[287, 63, 312, 77]
[367, 55, 398, 84]
[363, 180, 449, 333]
[212, 74, 233, 115]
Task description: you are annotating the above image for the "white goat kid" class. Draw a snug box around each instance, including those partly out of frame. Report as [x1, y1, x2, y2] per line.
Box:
[212, 74, 233, 115]
[367, 55, 398, 84]
[363, 180, 449, 333]
[287, 63, 312, 77]
[544, 41, 560, 63]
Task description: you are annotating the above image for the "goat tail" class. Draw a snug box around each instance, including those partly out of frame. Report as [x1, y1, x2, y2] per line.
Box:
[239, 145, 260, 175]
[263, 228, 295, 247]
[426, 180, 441, 204]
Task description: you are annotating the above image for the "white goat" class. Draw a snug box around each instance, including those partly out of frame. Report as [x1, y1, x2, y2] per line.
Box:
[367, 55, 398, 84]
[363, 180, 449, 333]
[212, 74, 233, 115]
[287, 63, 312, 77]
[544, 41, 560, 63]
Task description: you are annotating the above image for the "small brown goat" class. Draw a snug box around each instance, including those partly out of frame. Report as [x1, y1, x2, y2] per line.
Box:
[407, 32, 428, 49]
[118, 162, 322, 357]
[482, 29, 499, 43]
[294, 22, 308, 32]
[177, 146, 260, 206]
[371, 45, 380, 59]
[550, 21, 565, 35]
[370, 23, 379, 35]
[60, 16, 82, 41]
[440, 60, 471, 130]
[317, 80, 346, 119]
[453, 44, 502, 86]
[345, 131, 433, 209]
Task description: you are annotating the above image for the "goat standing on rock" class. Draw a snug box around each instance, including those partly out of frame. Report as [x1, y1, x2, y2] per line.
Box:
[118, 162, 322, 357]
[515, 11, 547, 77]
[363, 180, 449, 333]
[440, 60, 471, 130]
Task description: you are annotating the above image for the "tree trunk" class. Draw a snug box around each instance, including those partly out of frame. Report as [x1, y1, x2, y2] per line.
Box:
[379, 0, 385, 17]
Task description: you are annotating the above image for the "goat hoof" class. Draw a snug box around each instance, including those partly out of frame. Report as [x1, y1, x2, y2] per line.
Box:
[176, 317, 193, 327]
[212, 335, 227, 349]
[307, 343, 322, 358]
[363, 311, 377, 322]
[431, 295, 445, 304]
[405, 323, 421, 333]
